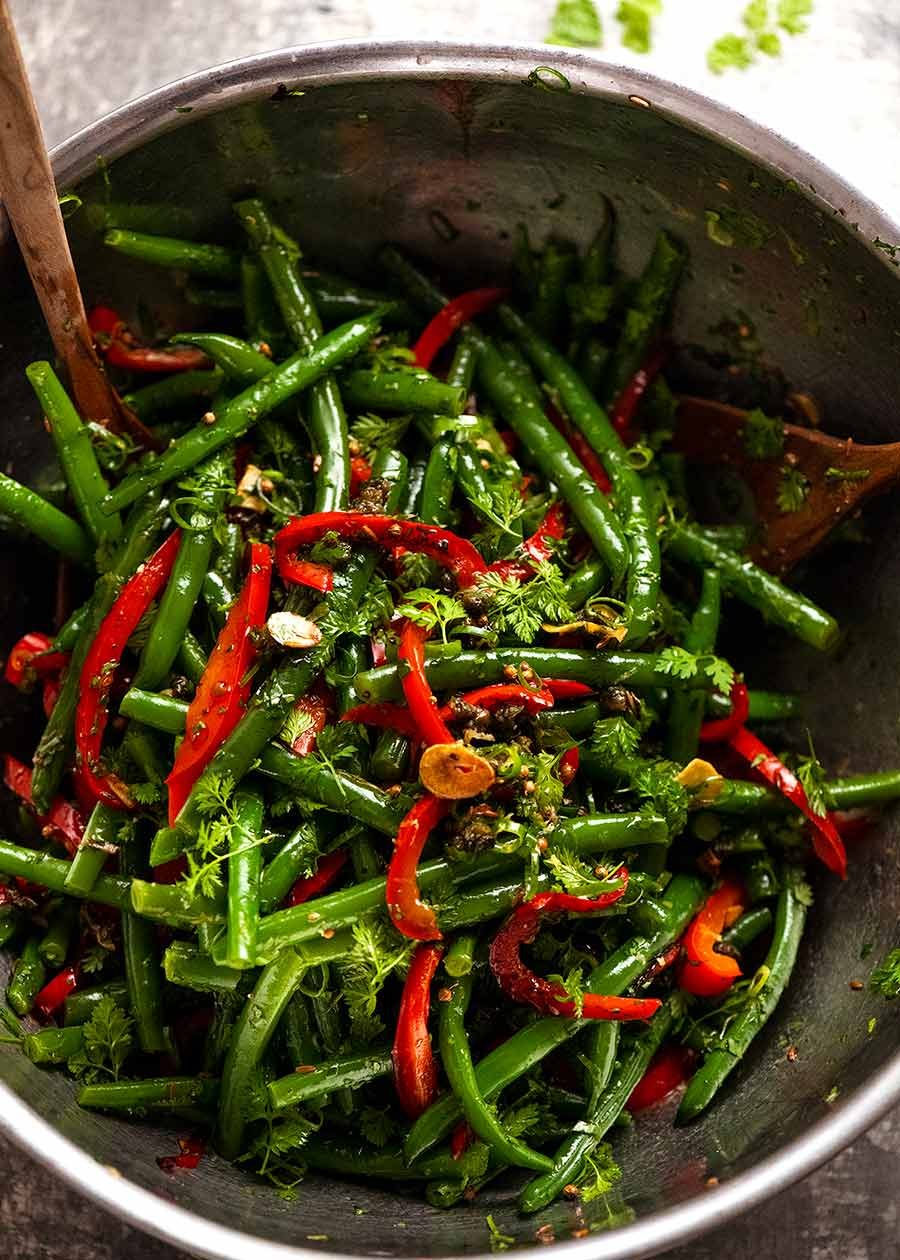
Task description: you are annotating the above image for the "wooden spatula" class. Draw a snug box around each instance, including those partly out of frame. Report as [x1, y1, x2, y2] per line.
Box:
[0, 1, 158, 448]
[674, 395, 900, 574]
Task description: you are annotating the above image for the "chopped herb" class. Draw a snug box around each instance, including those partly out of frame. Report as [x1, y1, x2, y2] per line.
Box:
[796, 740, 831, 818]
[472, 561, 570, 643]
[546, 0, 603, 47]
[777, 465, 811, 513]
[825, 466, 870, 484]
[867, 1017, 877, 1036]
[777, 0, 813, 34]
[395, 589, 467, 644]
[615, 0, 661, 53]
[870, 948, 900, 999]
[707, 34, 754, 74]
[486, 1215, 515, 1253]
[579, 1144, 623, 1202]
[824, 1085, 840, 1105]
[68, 995, 134, 1082]
[743, 408, 785, 459]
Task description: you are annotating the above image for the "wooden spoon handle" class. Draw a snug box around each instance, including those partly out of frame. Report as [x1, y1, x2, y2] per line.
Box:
[0, 0, 119, 424]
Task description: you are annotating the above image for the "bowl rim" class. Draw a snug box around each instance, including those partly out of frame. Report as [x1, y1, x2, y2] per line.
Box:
[2, 37, 899, 1260]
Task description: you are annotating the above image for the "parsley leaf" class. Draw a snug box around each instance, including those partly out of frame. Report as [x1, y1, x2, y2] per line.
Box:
[69, 995, 134, 1081]
[591, 717, 641, 769]
[708, 34, 754, 73]
[796, 742, 831, 818]
[656, 646, 699, 681]
[579, 1144, 623, 1203]
[777, 0, 813, 34]
[350, 414, 412, 460]
[870, 948, 900, 999]
[395, 589, 467, 644]
[337, 918, 414, 1039]
[743, 408, 785, 459]
[777, 465, 811, 513]
[360, 1106, 398, 1148]
[546, 0, 602, 47]
[616, 0, 661, 53]
[472, 561, 570, 643]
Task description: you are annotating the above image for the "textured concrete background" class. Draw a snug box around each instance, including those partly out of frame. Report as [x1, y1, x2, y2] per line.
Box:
[2, 2, 900, 1257]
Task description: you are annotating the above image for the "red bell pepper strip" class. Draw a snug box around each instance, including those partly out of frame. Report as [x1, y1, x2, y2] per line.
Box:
[487, 502, 568, 582]
[627, 1044, 695, 1113]
[445, 683, 555, 716]
[88, 305, 209, 374]
[42, 675, 63, 719]
[610, 344, 669, 443]
[546, 403, 613, 494]
[288, 685, 331, 756]
[398, 620, 456, 747]
[157, 1135, 206, 1173]
[75, 531, 182, 811]
[341, 702, 420, 738]
[275, 513, 487, 593]
[392, 941, 444, 1118]
[386, 793, 450, 941]
[350, 455, 372, 498]
[33, 964, 79, 1020]
[450, 1121, 474, 1159]
[489, 878, 662, 1021]
[544, 680, 594, 702]
[413, 288, 508, 370]
[699, 680, 750, 744]
[166, 542, 272, 824]
[286, 849, 349, 907]
[4, 632, 53, 688]
[728, 725, 848, 879]
[3, 755, 85, 856]
[678, 878, 746, 999]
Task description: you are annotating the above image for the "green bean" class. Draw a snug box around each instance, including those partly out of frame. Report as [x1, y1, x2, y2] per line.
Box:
[667, 570, 721, 763]
[216, 947, 307, 1159]
[225, 789, 264, 970]
[38, 900, 78, 966]
[440, 938, 553, 1172]
[26, 362, 122, 547]
[709, 770, 900, 816]
[535, 700, 605, 739]
[0, 839, 130, 909]
[420, 435, 458, 525]
[163, 941, 244, 993]
[349, 833, 383, 882]
[240, 254, 285, 351]
[446, 327, 480, 393]
[120, 829, 168, 1054]
[65, 803, 121, 898]
[370, 728, 410, 783]
[119, 688, 187, 734]
[79, 1076, 220, 1111]
[103, 229, 240, 279]
[23, 1026, 85, 1064]
[173, 333, 274, 388]
[31, 490, 166, 811]
[721, 905, 773, 953]
[7, 936, 46, 1015]
[0, 472, 94, 567]
[178, 630, 208, 683]
[577, 337, 611, 396]
[531, 238, 577, 342]
[668, 523, 838, 652]
[124, 369, 224, 421]
[501, 305, 661, 643]
[87, 202, 211, 238]
[268, 1047, 392, 1110]
[564, 556, 608, 608]
[340, 369, 465, 417]
[202, 518, 242, 626]
[520, 1000, 676, 1213]
[102, 310, 384, 515]
[300, 1137, 490, 1184]
[355, 648, 715, 703]
[52, 603, 90, 651]
[129, 879, 224, 928]
[601, 230, 686, 405]
[707, 689, 802, 722]
[742, 854, 779, 903]
[0, 907, 22, 950]
[64, 981, 130, 1026]
[678, 873, 808, 1122]
[184, 284, 243, 311]
[404, 872, 704, 1161]
[259, 820, 323, 913]
[278, 990, 320, 1069]
[477, 338, 629, 587]
[297, 267, 414, 328]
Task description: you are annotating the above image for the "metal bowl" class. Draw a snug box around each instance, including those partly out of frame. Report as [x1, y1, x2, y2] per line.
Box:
[1, 40, 899, 1260]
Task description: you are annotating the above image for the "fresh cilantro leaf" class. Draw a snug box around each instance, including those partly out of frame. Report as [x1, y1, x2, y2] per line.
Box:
[616, 0, 661, 53]
[360, 1106, 399, 1148]
[743, 408, 785, 459]
[350, 413, 412, 459]
[546, 847, 625, 898]
[579, 1144, 623, 1203]
[130, 780, 163, 806]
[708, 33, 754, 73]
[870, 948, 900, 1000]
[757, 30, 782, 55]
[656, 646, 699, 681]
[337, 918, 414, 1024]
[192, 773, 236, 819]
[318, 576, 393, 642]
[591, 717, 641, 768]
[472, 561, 570, 643]
[280, 704, 315, 749]
[467, 477, 531, 559]
[70, 995, 134, 1081]
[777, 0, 813, 35]
[702, 655, 735, 694]
[395, 589, 467, 644]
[630, 759, 689, 834]
[796, 742, 831, 818]
[547, 964, 586, 1017]
[777, 465, 811, 513]
[546, 0, 602, 47]
[742, 0, 769, 30]
[395, 549, 434, 591]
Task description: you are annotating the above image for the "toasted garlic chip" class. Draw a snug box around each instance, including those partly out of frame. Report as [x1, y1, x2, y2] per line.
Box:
[419, 742, 497, 800]
[267, 611, 322, 650]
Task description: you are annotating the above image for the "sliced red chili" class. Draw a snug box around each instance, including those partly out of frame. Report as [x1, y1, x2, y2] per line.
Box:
[728, 725, 847, 878]
[42, 675, 63, 719]
[386, 793, 449, 941]
[699, 680, 750, 744]
[166, 542, 272, 824]
[286, 849, 349, 907]
[544, 680, 595, 702]
[75, 531, 182, 811]
[413, 288, 508, 370]
[288, 684, 332, 756]
[487, 502, 568, 582]
[450, 1121, 474, 1159]
[275, 513, 487, 593]
[444, 683, 555, 716]
[392, 941, 444, 1118]
[341, 702, 419, 739]
[398, 620, 455, 747]
[157, 1135, 206, 1172]
[678, 878, 745, 998]
[489, 876, 662, 1020]
[89, 305, 209, 374]
[627, 1044, 695, 1113]
[610, 344, 669, 443]
[33, 964, 79, 1020]
[3, 754, 85, 856]
[546, 403, 613, 494]
[350, 455, 372, 498]
[4, 632, 53, 688]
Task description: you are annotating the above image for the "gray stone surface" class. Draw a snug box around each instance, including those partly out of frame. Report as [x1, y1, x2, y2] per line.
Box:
[2, 2, 899, 1256]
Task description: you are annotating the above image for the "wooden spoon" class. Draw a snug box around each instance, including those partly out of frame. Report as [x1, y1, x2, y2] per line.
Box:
[674, 395, 900, 574]
[0, 2, 158, 447]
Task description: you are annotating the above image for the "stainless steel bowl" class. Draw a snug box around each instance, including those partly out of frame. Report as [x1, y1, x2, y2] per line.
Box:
[1, 40, 900, 1260]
